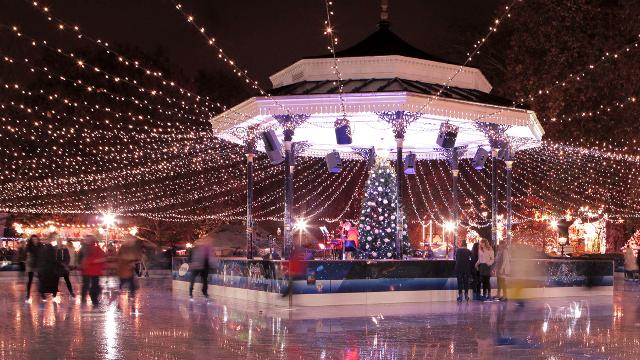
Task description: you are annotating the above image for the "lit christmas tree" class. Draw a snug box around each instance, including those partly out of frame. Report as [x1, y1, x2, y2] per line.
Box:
[357, 156, 410, 259]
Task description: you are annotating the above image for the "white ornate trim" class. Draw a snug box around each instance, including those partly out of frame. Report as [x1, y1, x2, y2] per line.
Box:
[269, 55, 492, 92]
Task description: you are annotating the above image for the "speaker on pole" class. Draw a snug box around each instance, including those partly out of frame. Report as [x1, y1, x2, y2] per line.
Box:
[497, 144, 514, 161]
[404, 153, 416, 174]
[472, 147, 489, 170]
[325, 150, 342, 173]
[260, 129, 284, 165]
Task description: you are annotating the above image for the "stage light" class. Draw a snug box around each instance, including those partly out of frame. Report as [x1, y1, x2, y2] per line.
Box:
[444, 221, 456, 232]
[101, 213, 116, 227]
[334, 117, 352, 145]
[295, 218, 308, 231]
[550, 219, 558, 228]
[185, 242, 193, 249]
[436, 122, 459, 149]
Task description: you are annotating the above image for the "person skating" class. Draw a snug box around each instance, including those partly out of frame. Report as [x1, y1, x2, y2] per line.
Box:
[624, 246, 638, 280]
[55, 239, 75, 298]
[188, 240, 212, 300]
[79, 235, 106, 306]
[117, 236, 140, 297]
[495, 242, 511, 300]
[471, 240, 481, 300]
[454, 240, 473, 302]
[24, 235, 42, 302]
[36, 234, 59, 301]
[476, 239, 495, 301]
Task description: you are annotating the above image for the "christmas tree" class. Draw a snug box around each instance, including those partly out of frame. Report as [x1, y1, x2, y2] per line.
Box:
[357, 157, 410, 259]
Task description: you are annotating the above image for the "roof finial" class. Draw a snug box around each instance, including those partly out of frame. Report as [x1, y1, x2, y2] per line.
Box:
[379, 0, 390, 28]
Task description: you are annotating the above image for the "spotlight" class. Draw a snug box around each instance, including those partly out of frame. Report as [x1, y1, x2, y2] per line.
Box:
[404, 153, 416, 174]
[260, 129, 284, 165]
[444, 221, 456, 232]
[472, 147, 489, 170]
[100, 213, 116, 227]
[334, 117, 352, 145]
[436, 122, 459, 149]
[325, 150, 342, 173]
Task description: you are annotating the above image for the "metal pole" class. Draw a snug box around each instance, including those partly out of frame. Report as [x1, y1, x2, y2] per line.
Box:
[283, 137, 294, 259]
[491, 148, 498, 248]
[451, 149, 459, 256]
[246, 152, 255, 259]
[505, 159, 513, 245]
[395, 137, 404, 259]
[429, 219, 433, 247]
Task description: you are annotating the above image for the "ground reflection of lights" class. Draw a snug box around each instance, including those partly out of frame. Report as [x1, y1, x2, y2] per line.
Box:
[104, 303, 119, 360]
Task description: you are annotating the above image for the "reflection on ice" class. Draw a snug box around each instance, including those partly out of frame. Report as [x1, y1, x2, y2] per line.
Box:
[0, 278, 638, 358]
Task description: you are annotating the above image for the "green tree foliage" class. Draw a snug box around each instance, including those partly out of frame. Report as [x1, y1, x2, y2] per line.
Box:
[357, 159, 410, 259]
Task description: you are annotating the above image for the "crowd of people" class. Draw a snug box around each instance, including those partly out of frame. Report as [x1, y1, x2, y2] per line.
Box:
[455, 239, 511, 303]
[22, 233, 145, 306]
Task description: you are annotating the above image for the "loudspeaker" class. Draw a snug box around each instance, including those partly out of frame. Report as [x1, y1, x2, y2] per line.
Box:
[497, 145, 514, 161]
[325, 150, 342, 173]
[335, 118, 352, 145]
[436, 122, 459, 149]
[472, 147, 489, 170]
[404, 153, 416, 174]
[260, 130, 284, 165]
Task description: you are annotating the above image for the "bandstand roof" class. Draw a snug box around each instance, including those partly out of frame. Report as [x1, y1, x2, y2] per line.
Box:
[211, 22, 544, 160]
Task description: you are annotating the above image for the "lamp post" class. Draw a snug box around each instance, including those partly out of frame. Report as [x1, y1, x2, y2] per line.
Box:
[558, 237, 568, 257]
[294, 218, 307, 249]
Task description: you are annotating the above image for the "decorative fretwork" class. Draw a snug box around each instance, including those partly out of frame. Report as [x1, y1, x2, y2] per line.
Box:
[375, 111, 422, 139]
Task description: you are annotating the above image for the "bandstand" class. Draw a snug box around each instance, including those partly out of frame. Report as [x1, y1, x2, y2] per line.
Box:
[172, 13, 613, 306]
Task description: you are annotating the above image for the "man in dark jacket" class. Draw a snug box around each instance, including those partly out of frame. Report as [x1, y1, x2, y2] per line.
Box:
[455, 240, 473, 302]
[471, 241, 481, 300]
[37, 239, 59, 300]
[56, 241, 75, 297]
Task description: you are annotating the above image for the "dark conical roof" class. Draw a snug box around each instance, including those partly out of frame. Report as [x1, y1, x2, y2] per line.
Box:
[306, 22, 456, 64]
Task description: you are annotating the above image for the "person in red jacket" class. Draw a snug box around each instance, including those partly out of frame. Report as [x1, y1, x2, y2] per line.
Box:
[78, 235, 106, 306]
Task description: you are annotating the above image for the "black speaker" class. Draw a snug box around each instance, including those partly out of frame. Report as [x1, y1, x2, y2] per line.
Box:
[260, 129, 284, 165]
[325, 150, 342, 173]
[472, 147, 489, 170]
[497, 145, 514, 161]
[335, 118, 352, 145]
[436, 122, 459, 149]
[404, 153, 416, 174]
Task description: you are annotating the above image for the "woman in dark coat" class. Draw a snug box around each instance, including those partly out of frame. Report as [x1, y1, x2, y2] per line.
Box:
[37, 237, 59, 300]
[25, 235, 42, 301]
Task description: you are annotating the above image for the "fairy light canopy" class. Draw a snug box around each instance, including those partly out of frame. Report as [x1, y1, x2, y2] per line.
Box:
[211, 8, 544, 160]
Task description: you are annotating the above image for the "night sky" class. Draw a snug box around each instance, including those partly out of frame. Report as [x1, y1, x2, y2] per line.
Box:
[2, 0, 502, 86]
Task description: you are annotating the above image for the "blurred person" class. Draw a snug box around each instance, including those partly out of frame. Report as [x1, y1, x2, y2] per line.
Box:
[476, 238, 494, 301]
[624, 246, 638, 280]
[495, 242, 511, 300]
[423, 244, 434, 259]
[66, 241, 78, 270]
[455, 240, 473, 302]
[341, 220, 359, 260]
[37, 234, 60, 301]
[55, 239, 75, 297]
[188, 240, 212, 299]
[471, 240, 481, 300]
[24, 235, 42, 301]
[79, 235, 106, 306]
[509, 244, 540, 307]
[117, 236, 141, 297]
